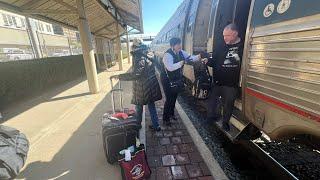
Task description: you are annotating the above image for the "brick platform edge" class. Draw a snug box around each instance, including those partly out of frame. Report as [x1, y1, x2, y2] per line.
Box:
[145, 100, 223, 180]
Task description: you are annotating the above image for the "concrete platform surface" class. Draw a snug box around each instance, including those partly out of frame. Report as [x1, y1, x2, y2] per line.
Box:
[2, 61, 134, 180]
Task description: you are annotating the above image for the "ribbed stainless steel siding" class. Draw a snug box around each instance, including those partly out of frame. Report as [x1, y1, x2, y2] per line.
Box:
[247, 23, 320, 116]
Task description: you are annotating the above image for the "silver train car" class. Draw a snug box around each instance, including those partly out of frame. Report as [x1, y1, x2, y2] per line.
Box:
[150, 0, 320, 142]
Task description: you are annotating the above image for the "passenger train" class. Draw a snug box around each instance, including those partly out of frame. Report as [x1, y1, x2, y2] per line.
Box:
[150, 0, 320, 143]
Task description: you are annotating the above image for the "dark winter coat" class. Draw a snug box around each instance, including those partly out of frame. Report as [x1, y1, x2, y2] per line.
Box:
[119, 46, 162, 105]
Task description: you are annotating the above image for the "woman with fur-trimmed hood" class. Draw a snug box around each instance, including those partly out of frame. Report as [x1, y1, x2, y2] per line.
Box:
[116, 38, 162, 131]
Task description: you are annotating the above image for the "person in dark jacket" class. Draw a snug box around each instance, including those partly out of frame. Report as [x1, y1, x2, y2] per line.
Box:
[117, 39, 162, 131]
[203, 23, 243, 131]
[160, 37, 200, 126]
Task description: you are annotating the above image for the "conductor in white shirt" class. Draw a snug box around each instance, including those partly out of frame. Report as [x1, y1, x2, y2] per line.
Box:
[160, 37, 200, 126]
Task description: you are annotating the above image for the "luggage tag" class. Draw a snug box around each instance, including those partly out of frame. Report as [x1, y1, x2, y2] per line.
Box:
[124, 150, 131, 161]
[119, 146, 135, 155]
[119, 146, 135, 161]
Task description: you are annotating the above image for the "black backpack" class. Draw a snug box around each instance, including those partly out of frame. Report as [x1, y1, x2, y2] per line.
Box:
[192, 61, 212, 100]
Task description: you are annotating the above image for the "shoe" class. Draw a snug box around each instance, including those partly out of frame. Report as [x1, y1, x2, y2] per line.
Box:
[149, 125, 161, 132]
[222, 122, 230, 131]
[163, 121, 172, 127]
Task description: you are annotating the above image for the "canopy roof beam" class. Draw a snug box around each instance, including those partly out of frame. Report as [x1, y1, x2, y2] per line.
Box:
[94, 21, 115, 34]
[52, 0, 77, 11]
[21, 0, 49, 10]
[22, 9, 77, 15]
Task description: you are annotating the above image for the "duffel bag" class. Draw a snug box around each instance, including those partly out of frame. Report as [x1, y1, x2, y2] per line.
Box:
[0, 125, 29, 179]
[119, 144, 151, 180]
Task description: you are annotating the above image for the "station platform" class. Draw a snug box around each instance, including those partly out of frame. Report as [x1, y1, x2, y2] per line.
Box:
[1, 58, 227, 180]
[2, 60, 134, 180]
[143, 76, 228, 180]
[145, 101, 214, 180]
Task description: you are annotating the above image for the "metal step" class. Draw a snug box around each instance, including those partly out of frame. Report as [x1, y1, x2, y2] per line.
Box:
[215, 117, 243, 141]
[215, 99, 250, 141]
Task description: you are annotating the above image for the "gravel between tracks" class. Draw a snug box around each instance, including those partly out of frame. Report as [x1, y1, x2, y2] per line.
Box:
[177, 91, 272, 180]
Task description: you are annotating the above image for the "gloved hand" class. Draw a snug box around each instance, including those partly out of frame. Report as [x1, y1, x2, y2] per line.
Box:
[202, 58, 209, 64]
[200, 51, 210, 59]
[146, 52, 154, 59]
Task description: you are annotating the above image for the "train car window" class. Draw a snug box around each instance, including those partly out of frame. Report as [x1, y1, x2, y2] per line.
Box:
[208, 0, 218, 38]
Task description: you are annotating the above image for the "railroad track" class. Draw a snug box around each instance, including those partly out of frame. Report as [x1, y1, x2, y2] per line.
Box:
[179, 90, 320, 180]
[242, 140, 298, 180]
[247, 140, 320, 180]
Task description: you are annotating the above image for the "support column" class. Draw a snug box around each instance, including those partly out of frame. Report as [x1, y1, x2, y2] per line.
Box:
[67, 29, 73, 55]
[76, 0, 100, 93]
[125, 26, 131, 63]
[25, 17, 42, 59]
[102, 38, 109, 70]
[94, 37, 102, 69]
[115, 21, 123, 71]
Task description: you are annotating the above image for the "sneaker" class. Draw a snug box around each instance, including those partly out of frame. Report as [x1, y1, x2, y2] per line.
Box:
[222, 122, 230, 131]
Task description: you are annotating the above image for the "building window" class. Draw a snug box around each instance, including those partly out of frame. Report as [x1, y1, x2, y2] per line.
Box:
[12, 16, 17, 27]
[20, 17, 25, 28]
[39, 23, 44, 31]
[35, 22, 40, 31]
[46, 24, 52, 32]
[8, 15, 13, 26]
[2, 14, 9, 26]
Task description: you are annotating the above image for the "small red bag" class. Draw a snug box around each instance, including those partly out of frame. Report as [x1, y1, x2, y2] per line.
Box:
[119, 145, 151, 180]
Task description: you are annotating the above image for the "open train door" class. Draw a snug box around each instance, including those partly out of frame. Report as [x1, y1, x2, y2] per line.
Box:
[211, 0, 256, 142]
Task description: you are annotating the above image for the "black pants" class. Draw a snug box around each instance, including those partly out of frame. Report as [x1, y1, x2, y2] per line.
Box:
[207, 85, 238, 123]
[161, 75, 178, 122]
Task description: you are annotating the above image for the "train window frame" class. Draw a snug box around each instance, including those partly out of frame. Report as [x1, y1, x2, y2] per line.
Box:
[187, 13, 196, 33]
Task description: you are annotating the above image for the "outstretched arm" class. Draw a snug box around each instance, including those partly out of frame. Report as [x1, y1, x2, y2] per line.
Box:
[118, 57, 147, 81]
[163, 53, 184, 72]
[181, 50, 201, 62]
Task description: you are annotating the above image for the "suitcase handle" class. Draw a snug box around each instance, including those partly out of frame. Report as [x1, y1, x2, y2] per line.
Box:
[110, 76, 123, 114]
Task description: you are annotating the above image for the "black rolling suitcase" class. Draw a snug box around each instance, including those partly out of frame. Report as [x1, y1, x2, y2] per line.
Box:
[102, 76, 139, 164]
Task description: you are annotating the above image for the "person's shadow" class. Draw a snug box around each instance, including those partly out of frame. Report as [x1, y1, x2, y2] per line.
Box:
[18, 161, 71, 180]
[16, 80, 133, 180]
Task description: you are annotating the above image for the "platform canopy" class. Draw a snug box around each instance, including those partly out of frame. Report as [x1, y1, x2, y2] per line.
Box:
[0, 0, 143, 39]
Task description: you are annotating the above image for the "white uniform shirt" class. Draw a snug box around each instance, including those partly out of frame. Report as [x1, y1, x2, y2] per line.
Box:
[162, 50, 199, 72]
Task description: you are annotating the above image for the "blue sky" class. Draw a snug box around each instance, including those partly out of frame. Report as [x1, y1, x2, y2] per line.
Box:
[142, 0, 183, 36]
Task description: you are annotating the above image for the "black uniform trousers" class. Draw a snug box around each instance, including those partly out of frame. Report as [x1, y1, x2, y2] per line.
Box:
[160, 74, 178, 122]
